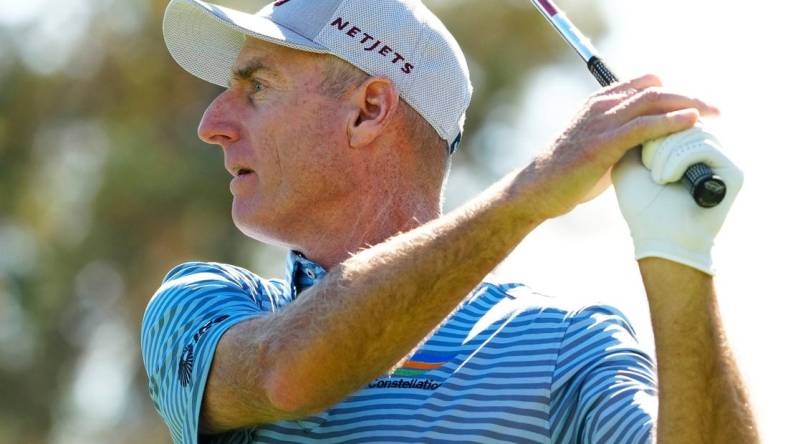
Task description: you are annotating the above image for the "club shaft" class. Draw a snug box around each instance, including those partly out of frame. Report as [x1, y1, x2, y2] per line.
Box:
[531, 0, 598, 62]
[529, 0, 726, 208]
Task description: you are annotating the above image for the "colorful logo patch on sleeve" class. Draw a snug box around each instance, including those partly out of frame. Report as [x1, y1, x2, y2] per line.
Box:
[391, 351, 457, 378]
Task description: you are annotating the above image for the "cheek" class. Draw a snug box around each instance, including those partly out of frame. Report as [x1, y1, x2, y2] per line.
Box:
[242, 91, 356, 209]
[275, 98, 350, 178]
[292, 96, 346, 143]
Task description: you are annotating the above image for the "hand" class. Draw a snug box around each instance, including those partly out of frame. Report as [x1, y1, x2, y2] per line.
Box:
[612, 125, 743, 274]
[522, 74, 720, 219]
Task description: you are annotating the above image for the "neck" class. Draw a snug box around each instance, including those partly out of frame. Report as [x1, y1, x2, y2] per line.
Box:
[295, 188, 440, 269]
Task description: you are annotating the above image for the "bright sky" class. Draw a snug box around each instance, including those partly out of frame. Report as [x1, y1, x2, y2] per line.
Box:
[490, 1, 786, 442]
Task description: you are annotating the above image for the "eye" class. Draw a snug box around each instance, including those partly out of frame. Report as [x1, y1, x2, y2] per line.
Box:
[244, 79, 267, 105]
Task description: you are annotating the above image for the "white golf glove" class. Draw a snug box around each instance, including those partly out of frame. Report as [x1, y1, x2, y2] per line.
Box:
[612, 124, 744, 275]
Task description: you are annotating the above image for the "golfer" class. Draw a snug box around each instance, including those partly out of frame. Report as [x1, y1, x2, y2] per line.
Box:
[141, 0, 758, 442]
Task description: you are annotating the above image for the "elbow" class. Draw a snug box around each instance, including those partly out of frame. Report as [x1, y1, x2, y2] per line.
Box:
[264, 367, 327, 416]
[257, 315, 343, 416]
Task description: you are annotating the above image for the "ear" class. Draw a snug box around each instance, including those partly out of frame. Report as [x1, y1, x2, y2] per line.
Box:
[346, 77, 400, 148]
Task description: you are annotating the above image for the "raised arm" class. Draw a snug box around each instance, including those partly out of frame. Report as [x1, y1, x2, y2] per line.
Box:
[199, 74, 721, 433]
[609, 108, 758, 440]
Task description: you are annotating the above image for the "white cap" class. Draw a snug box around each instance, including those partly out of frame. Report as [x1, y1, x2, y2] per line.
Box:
[163, 0, 473, 153]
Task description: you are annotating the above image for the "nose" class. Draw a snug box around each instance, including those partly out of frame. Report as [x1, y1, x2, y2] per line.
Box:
[198, 90, 241, 147]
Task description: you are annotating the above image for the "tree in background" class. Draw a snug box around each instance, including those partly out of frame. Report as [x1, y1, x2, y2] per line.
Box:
[0, 1, 604, 442]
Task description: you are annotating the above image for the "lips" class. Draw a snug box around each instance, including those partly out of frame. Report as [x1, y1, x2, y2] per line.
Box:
[225, 157, 257, 194]
[230, 168, 256, 194]
[225, 162, 255, 178]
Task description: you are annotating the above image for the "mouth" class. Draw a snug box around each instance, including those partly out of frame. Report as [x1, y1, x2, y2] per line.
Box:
[229, 166, 257, 194]
[228, 166, 255, 178]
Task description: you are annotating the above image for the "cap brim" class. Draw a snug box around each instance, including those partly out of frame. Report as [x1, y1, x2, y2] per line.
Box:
[163, 0, 329, 88]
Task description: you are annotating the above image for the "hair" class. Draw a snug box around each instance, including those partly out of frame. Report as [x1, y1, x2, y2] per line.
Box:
[316, 54, 450, 182]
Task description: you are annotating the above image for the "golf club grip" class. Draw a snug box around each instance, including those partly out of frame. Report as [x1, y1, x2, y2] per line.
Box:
[586, 57, 726, 208]
[588, 56, 618, 86]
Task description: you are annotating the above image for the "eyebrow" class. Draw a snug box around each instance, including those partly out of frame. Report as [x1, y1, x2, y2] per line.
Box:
[229, 58, 282, 86]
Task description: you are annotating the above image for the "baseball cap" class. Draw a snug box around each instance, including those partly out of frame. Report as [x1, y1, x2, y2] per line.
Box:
[162, 0, 473, 153]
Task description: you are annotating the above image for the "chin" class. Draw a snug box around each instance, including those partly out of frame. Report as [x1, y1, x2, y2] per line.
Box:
[231, 200, 292, 249]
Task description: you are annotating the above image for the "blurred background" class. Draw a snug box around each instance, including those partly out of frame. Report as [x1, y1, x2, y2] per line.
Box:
[1, 0, 785, 442]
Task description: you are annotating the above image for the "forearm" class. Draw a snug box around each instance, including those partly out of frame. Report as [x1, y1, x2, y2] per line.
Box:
[262, 168, 544, 413]
[639, 258, 759, 443]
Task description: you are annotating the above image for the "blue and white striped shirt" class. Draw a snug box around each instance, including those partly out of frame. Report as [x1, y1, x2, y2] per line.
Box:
[141, 252, 656, 443]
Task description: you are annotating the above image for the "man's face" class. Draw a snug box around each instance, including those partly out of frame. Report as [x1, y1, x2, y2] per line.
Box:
[198, 38, 355, 247]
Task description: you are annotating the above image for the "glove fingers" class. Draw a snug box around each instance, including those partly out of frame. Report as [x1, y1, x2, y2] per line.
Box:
[659, 140, 725, 183]
[658, 142, 744, 197]
[642, 126, 706, 172]
[644, 125, 741, 186]
[643, 127, 703, 180]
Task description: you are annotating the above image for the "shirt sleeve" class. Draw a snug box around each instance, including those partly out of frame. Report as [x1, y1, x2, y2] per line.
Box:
[140, 262, 281, 444]
[549, 305, 657, 444]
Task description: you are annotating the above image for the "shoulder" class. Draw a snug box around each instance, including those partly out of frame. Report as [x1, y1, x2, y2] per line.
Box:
[140, 262, 291, 359]
[473, 279, 640, 338]
[475, 279, 626, 316]
[561, 304, 638, 335]
[158, 261, 286, 298]
[145, 262, 289, 314]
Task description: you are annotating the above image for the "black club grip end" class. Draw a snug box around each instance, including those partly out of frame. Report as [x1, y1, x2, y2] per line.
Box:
[682, 163, 726, 208]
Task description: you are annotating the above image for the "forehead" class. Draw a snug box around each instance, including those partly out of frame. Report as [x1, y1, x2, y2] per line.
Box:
[232, 37, 323, 82]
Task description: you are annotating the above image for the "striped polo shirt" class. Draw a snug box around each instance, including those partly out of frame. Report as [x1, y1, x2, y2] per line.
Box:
[141, 252, 656, 443]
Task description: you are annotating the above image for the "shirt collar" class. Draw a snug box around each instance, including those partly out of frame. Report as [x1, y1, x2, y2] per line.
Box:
[285, 250, 328, 297]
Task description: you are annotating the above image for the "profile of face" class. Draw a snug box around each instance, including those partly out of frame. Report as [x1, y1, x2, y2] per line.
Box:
[197, 38, 358, 247]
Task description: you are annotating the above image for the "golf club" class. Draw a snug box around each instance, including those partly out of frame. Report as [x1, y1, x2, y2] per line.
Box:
[531, 0, 727, 208]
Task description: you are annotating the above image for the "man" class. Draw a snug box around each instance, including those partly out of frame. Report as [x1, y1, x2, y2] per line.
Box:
[141, 0, 759, 442]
